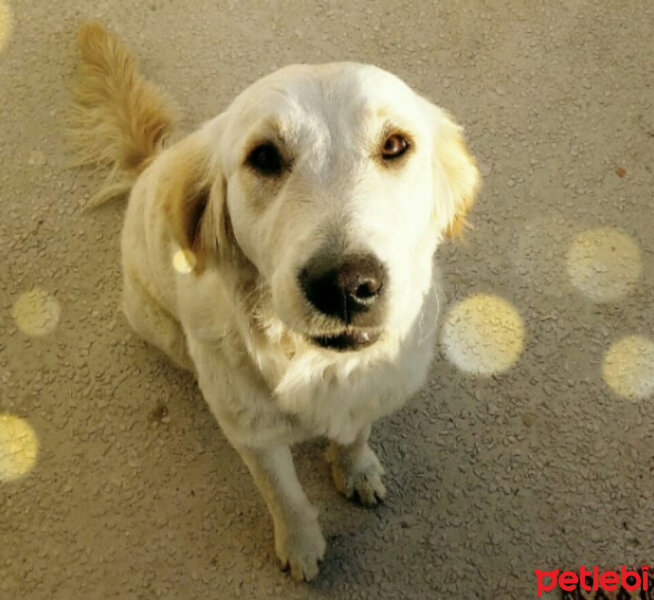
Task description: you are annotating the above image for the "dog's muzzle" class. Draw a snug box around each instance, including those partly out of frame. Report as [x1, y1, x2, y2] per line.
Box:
[299, 252, 386, 351]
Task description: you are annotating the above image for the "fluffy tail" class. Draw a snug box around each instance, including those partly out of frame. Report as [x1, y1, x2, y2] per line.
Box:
[69, 23, 177, 206]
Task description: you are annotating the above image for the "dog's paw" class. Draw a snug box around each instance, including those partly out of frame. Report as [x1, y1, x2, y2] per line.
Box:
[274, 518, 326, 582]
[325, 442, 387, 507]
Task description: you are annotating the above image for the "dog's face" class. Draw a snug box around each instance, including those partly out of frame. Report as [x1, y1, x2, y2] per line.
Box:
[171, 64, 479, 352]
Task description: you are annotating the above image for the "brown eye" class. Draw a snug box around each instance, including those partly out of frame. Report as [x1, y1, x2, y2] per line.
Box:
[381, 134, 409, 160]
[247, 143, 283, 175]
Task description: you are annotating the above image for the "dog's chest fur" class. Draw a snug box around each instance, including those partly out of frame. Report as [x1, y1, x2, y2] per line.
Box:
[181, 272, 438, 448]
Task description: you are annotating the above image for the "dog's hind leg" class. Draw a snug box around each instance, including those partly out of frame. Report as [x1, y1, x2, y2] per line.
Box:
[122, 275, 194, 373]
[325, 424, 387, 507]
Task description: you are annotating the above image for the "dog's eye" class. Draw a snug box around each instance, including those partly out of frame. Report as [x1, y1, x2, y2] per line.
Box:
[381, 134, 409, 160]
[247, 143, 283, 175]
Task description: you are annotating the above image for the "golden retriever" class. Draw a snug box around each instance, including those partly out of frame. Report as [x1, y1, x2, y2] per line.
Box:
[70, 23, 480, 581]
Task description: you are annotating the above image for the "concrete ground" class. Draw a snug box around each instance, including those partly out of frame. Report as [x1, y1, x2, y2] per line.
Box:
[1, 1, 653, 598]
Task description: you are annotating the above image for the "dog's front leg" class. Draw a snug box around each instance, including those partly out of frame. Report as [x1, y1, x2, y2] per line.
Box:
[325, 424, 387, 506]
[235, 444, 326, 581]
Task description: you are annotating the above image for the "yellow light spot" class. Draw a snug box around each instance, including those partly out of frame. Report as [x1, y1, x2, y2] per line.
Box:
[12, 289, 61, 336]
[0, 1, 11, 53]
[0, 414, 38, 481]
[602, 335, 654, 400]
[566, 228, 641, 303]
[441, 294, 525, 375]
[172, 248, 196, 274]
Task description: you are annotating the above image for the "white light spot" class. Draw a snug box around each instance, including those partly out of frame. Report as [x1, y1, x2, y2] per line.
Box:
[0, 1, 11, 53]
[602, 335, 654, 400]
[0, 414, 38, 481]
[173, 248, 196, 274]
[12, 289, 61, 336]
[566, 227, 641, 302]
[441, 294, 525, 375]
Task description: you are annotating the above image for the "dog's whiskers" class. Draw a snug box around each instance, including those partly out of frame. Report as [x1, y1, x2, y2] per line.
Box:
[416, 279, 440, 348]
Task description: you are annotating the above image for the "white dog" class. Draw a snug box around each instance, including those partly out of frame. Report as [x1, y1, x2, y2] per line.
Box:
[71, 23, 480, 581]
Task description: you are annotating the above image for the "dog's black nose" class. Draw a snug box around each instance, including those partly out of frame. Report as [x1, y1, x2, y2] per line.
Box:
[299, 253, 386, 323]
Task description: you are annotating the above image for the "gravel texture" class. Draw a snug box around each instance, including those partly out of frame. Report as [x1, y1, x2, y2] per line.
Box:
[1, 1, 653, 598]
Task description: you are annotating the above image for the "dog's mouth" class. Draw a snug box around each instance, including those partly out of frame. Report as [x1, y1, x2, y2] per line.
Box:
[310, 328, 381, 351]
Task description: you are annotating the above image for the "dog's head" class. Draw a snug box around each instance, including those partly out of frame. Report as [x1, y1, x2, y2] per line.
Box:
[165, 63, 479, 353]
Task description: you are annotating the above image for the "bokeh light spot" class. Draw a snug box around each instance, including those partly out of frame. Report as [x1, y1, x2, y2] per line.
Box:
[0, 414, 38, 481]
[566, 227, 641, 302]
[172, 248, 196, 274]
[441, 294, 525, 375]
[602, 335, 654, 400]
[12, 289, 61, 336]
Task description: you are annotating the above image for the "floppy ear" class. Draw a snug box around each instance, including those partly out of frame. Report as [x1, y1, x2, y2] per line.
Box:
[159, 127, 227, 273]
[427, 103, 481, 238]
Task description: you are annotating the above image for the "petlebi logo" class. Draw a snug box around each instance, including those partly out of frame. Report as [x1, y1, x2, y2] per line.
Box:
[535, 564, 650, 596]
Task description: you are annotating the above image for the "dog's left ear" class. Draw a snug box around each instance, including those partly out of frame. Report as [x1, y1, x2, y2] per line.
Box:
[425, 101, 481, 238]
[159, 123, 228, 273]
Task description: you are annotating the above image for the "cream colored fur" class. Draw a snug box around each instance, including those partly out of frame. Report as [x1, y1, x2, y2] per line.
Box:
[70, 23, 480, 581]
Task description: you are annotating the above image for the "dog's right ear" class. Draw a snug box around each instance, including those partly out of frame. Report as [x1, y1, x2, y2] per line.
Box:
[421, 99, 481, 239]
[159, 128, 226, 274]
